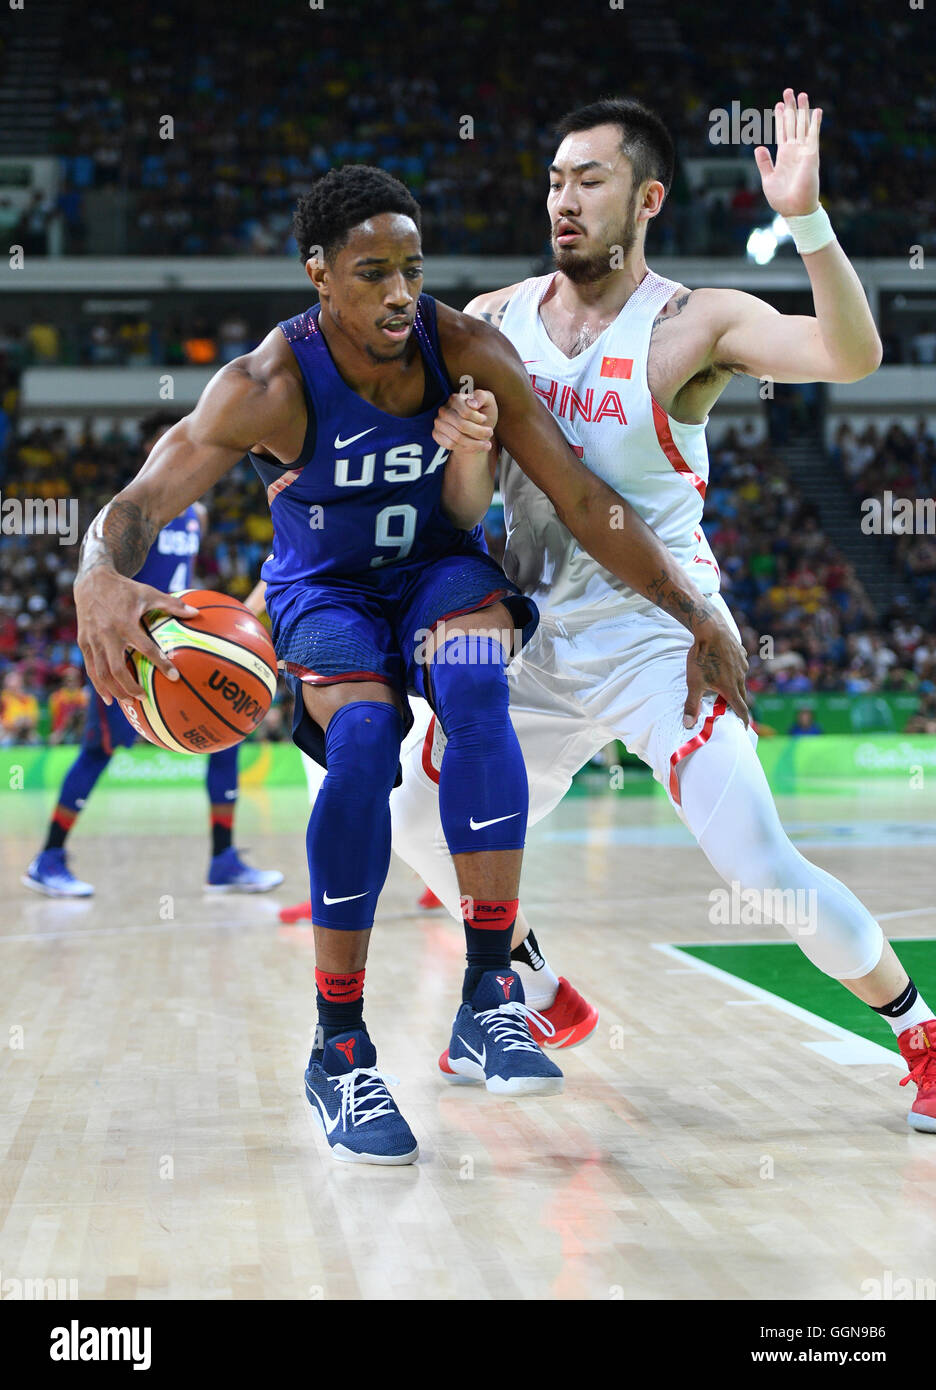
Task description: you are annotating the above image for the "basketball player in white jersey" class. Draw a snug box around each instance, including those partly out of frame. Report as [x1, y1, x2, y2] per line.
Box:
[383, 90, 936, 1131]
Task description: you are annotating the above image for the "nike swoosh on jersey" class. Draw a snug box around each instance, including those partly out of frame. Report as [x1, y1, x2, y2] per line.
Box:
[306, 1081, 341, 1134]
[333, 427, 377, 449]
[456, 1036, 486, 1067]
[322, 890, 369, 905]
[468, 812, 522, 831]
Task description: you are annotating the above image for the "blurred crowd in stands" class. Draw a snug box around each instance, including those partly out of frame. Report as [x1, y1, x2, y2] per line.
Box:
[706, 421, 936, 721]
[6, 0, 932, 261]
[1, 396, 934, 743]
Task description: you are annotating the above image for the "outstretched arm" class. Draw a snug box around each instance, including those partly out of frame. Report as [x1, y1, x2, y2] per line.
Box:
[75, 358, 299, 703]
[703, 90, 881, 383]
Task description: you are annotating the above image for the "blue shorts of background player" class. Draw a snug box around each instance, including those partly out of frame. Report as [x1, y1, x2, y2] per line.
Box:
[23, 684, 285, 898]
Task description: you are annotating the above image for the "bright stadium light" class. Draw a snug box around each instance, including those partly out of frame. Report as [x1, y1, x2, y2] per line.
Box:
[746, 213, 793, 264]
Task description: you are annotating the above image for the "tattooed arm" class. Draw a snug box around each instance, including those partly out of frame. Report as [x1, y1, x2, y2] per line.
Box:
[75, 343, 303, 703]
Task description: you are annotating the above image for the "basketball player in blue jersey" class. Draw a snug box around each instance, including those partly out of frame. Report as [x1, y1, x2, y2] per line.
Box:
[24, 414, 284, 900]
[72, 166, 747, 1165]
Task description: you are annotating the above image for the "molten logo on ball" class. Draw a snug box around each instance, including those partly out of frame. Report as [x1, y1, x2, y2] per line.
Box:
[206, 669, 266, 726]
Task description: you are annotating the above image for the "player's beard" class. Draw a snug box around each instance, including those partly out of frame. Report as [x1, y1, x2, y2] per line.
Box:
[553, 197, 639, 283]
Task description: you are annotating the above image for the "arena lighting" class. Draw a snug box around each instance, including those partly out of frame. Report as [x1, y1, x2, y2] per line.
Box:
[746, 213, 793, 265]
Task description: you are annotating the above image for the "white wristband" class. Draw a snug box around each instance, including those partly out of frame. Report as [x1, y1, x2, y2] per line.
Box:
[784, 206, 836, 256]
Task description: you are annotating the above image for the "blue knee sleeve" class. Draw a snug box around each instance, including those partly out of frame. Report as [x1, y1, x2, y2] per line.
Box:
[430, 634, 528, 854]
[307, 701, 402, 930]
[206, 744, 239, 805]
[58, 745, 112, 812]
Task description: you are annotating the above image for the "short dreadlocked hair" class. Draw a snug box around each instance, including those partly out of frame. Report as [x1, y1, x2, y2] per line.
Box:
[292, 165, 422, 264]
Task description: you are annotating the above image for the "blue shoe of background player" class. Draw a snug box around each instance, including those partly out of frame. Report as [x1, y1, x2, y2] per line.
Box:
[304, 1029, 419, 1165]
[440, 969, 564, 1095]
[22, 848, 94, 898]
[205, 847, 284, 893]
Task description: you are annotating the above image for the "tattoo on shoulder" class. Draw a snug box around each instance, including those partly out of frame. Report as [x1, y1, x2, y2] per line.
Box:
[478, 297, 512, 329]
[651, 290, 692, 333]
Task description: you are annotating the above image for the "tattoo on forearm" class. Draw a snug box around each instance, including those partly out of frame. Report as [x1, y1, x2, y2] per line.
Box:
[79, 499, 159, 579]
[644, 567, 715, 631]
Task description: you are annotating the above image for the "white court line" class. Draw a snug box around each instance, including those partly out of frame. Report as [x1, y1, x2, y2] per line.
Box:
[878, 907, 936, 921]
[651, 940, 905, 1069]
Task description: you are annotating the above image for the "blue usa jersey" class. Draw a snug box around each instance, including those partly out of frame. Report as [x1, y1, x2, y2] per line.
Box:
[253, 295, 486, 595]
[134, 506, 201, 590]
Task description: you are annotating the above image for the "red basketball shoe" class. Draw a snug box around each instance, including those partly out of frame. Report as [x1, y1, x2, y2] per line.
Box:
[278, 899, 313, 924]
[898, 1019, 936, 1132]
[417, 886, 444, 910]
[526, 977, 599, 1050]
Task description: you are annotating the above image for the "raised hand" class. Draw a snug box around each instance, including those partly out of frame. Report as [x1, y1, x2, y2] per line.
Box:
[754, 89, 822, 219]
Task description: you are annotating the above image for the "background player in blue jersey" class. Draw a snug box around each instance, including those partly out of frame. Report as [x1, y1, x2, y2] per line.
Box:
[71, 167, 747, 1165]
[24, 413, 284, 900]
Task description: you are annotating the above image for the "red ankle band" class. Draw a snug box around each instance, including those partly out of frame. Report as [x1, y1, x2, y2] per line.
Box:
[315, 967, 365, 1002]
[460, 897, 519, 930]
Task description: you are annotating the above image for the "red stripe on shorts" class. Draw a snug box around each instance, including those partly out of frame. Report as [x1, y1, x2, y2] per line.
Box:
[668, 695, 728, 807]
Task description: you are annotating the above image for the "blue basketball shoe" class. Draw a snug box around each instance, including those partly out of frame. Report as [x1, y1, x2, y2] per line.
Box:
[440, 969, 564, 1095]
[304, 1029, 419, 1165]
[205, 847, 284, 893]
[22, 849, 94, 898]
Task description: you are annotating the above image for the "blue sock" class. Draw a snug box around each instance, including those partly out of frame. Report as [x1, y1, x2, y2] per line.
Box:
[45, 746, 111, 849]
[461, 898, 519, 1002]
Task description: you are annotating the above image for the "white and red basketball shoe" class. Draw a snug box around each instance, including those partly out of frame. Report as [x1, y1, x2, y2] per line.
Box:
[526, 977, 599, 1050]
[898, 1019, 936, 1132]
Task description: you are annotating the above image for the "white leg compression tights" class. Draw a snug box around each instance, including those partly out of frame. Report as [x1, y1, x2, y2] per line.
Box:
[377, 716, 887, 983]
[675, 715, 884, 981]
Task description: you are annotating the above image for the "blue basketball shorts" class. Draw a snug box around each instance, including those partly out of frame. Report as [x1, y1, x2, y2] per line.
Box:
[267, 549, 539, 772]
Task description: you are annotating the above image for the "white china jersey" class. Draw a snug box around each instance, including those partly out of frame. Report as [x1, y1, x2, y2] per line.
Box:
[498, 270, 721, 625]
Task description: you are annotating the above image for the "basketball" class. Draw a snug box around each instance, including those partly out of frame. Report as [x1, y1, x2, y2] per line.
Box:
[118, 590, 279, 754]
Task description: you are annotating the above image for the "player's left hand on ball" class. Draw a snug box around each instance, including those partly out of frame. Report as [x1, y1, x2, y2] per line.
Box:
[432, 389, 498, 454]
[75, 569, 198, 705]
[684, 613, 749, 729]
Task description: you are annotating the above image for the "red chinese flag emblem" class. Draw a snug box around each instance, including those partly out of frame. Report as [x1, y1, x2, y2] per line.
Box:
[600, 356, 633, 379]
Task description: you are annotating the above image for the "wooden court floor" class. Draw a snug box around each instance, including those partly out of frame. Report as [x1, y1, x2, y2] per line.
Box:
[2, 779, 935, 1300]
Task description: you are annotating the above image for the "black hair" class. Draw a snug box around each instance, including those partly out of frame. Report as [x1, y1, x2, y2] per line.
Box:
[292, 164, 422, 264]
[554, 97, 675, 195]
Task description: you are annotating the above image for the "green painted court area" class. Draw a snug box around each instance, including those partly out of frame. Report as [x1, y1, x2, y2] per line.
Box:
[675, 940, 936, 1048]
